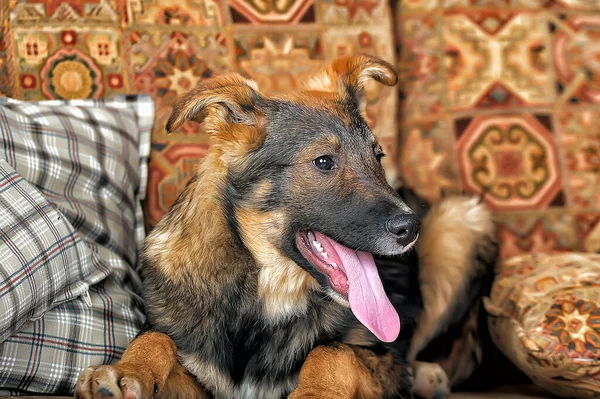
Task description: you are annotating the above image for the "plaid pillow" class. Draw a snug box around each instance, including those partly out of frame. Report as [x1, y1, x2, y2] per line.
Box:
[0, 159, 109, 341]
[0, 95, 152, 395]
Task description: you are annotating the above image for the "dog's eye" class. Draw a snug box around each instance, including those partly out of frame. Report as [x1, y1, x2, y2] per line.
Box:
[314, 156, 335, 171]
[375, 152, 386, 163]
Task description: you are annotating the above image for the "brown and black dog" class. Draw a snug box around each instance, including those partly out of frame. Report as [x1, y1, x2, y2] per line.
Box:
[75, 55, 498, 399]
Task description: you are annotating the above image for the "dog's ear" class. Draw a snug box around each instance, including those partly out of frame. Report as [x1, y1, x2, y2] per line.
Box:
[304, 54, 397, 103]
[166, 73, 263, 134]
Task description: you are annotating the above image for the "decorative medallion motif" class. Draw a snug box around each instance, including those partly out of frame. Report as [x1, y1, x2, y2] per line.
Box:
[545, 298, 600, 356]
[40, 48, 103, 99]
[457, 114, 562, 210]
[488, 253, 600, 398]
[154, 51, 209, 98]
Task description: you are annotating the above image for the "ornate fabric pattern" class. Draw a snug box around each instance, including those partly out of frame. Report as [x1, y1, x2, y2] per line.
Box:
[396, 2, 600, 258]
[485, 252, 600, 399]
[1, 0, 397, 228]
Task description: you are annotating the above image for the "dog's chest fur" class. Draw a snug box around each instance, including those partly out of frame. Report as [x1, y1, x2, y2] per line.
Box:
[190, 299, 349, 399]
[145, 269, 352, 399]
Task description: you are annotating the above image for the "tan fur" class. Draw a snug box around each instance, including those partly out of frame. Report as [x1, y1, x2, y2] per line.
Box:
[289, 345, 384, 399]
[166, 73, 261, 134]
[144, 78, 267, 288]
[304, 55, 397, 97]
[161, 363, 210, 399]
[178, 352, 237, 398]
[143, 147, 239, 287]
[325, 134, 342, 149]
[303, 55, 396, 119]
[408, 196, 496, 361]
[237, 209, 319, 321]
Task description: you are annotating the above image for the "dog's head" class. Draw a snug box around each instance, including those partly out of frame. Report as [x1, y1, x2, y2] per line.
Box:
[166, 55, 419, 342]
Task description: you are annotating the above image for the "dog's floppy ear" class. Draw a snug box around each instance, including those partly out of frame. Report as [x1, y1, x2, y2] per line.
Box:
[166, 73, 263, 134]
[304, 54, 397, 102]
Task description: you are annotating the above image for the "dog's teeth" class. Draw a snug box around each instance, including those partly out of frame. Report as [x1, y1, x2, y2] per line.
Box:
[322, 252, 328, 259]
[307, 231, 315, 241]
[331, 262, 338, 269]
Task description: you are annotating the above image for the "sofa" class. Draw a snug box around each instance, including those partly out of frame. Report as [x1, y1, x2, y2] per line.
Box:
[0, 0, 599, 397]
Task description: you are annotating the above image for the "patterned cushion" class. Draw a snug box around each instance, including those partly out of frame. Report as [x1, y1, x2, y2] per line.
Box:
[395, 2, 600, 258]
[0, 96, 152, 395]
[485, 253, 600, 399]
[0, 0, 398, 229]
[0, 159, 109, 341]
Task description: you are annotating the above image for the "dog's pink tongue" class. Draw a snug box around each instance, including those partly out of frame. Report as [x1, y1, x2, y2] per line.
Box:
[327, 239, 400, 342]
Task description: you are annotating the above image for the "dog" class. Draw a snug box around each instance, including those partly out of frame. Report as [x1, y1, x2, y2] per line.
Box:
[75, 54, 498, 399]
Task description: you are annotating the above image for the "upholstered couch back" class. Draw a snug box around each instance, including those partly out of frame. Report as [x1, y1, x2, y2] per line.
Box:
[2, 0, 599, 258]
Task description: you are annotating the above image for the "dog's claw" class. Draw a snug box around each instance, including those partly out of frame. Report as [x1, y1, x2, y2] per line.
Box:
[121, 376, 143, 399]
[98, 387, 114, 397]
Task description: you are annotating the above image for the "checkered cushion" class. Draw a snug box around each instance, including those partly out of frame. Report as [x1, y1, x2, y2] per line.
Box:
[0, 159, 109, 342]
[0, 95, 152, 395]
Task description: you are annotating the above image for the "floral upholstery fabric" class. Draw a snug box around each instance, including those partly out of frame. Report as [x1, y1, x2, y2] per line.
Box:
[395, 2, 600, 259]
[485, 252, 600, 399]
[0, 0, 398, 228]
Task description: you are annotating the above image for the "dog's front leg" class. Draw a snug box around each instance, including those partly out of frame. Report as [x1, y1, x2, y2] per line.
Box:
[289, 343, 411, 399]
[75, 331, 208, 399]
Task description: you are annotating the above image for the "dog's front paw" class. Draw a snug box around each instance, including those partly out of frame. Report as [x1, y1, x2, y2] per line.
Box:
[411, 362, 450, 399]
[75, 364, 156, 399]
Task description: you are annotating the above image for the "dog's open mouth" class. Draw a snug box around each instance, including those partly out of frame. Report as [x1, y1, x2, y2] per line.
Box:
[295, 230, 400, 343]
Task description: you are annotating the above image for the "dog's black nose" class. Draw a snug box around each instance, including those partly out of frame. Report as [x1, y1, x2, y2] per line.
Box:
[386, 213, 420, 247]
